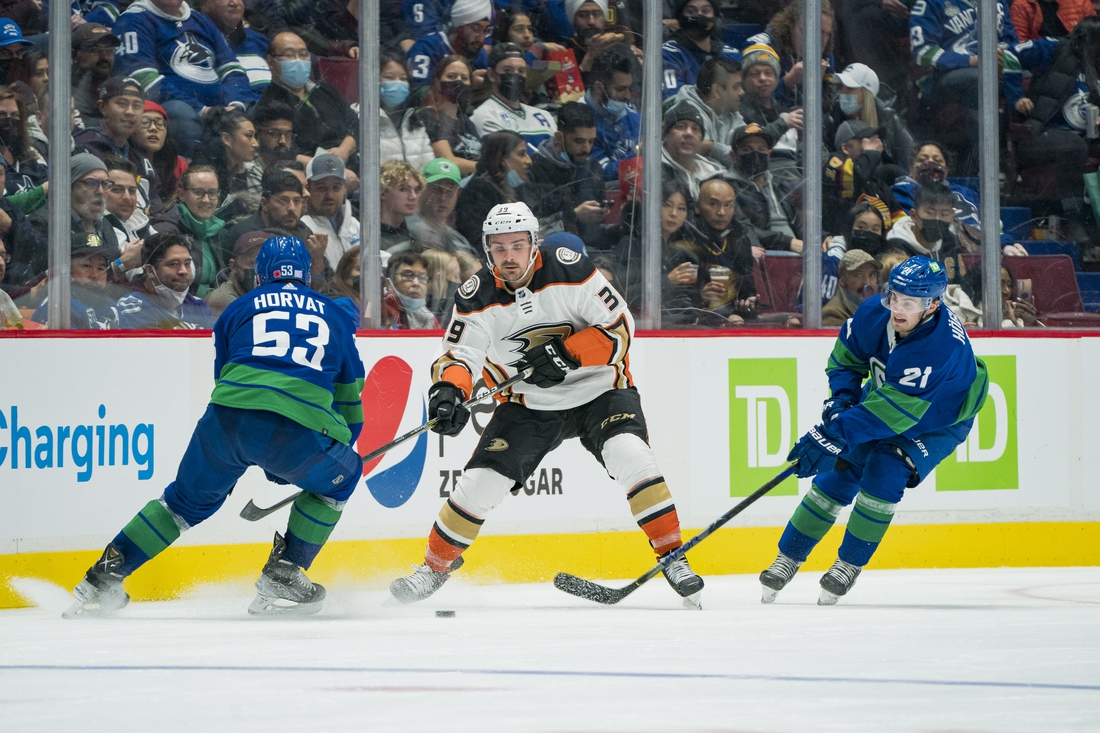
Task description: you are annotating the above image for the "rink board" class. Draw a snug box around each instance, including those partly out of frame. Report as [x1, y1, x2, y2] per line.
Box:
[1, 331, 1098, 607]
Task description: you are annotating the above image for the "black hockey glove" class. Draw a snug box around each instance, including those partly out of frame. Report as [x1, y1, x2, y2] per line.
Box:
[516, 336, 581, 389]
[428, 382, 470, 437]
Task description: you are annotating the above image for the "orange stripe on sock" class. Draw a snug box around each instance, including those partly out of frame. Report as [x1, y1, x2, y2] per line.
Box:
[426, 526, 465, 572]
[642, 509, 683, 556]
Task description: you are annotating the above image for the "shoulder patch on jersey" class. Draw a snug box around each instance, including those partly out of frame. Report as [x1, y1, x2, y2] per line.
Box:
[827, 156, 843, 168]
[459, 274, 481, 299]
[556, 247, 581, 264]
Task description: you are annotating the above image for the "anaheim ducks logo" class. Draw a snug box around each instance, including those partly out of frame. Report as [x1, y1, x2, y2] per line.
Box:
[556, 246, 581, 264]
[459, 274, 480, 299]
[486, 438, 509, 452]
[505, 322, 574, 361]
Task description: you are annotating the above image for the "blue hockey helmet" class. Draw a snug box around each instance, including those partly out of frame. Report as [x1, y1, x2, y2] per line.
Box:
[255, 236, 311, 287]
[880, 255, 947, 312]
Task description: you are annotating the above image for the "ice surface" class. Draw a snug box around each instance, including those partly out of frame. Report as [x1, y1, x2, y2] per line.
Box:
[2, 567, 1098, 732]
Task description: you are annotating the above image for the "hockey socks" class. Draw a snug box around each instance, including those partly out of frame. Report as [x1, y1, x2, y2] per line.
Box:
[837, 491, 897, 567]
[284, 492, 344, 570]
[110, 499, 185, 576]
[627, 477, 683, 556]
[778, 485, 843, 563]
[425, 498, 483, 572]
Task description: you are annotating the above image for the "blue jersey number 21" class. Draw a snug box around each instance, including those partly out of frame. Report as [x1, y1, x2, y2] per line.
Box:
[252, 310, 330, 371]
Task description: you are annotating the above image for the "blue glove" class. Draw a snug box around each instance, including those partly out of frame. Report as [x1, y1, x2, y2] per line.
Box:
[787, 423, 847, 478]
[821, 397, 852, 427]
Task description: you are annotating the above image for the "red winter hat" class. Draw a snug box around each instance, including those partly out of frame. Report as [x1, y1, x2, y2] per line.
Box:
[143, 100, 168, 121]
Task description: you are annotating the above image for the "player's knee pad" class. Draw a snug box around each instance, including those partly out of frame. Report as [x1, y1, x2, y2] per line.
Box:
[600, 433, 660, 490]
[449, 467, 514, 518]
[861, 443, 916, 504]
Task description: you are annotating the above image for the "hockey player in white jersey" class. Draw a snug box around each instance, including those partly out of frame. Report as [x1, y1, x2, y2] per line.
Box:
[390, 202, 705, 607]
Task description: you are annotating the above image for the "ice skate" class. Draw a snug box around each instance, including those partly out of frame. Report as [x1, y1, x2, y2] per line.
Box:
[63, 543, 130, 619]
[759, 551, 803, 604]
[661, 553, 704, 609]
[248, 533, 326, 616]
[389, 556, 464, 604]
[818, 558, 862, 605]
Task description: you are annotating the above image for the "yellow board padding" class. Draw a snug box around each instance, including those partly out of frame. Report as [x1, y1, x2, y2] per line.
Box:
[3, 522, 1099, 609]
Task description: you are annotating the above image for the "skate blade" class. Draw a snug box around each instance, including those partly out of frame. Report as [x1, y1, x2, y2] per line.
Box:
[817, 589, 840, 606]
[62, 599, 122, 619]
[761, 586, 779, 604]
[681, 592, 702, 610]
[247, 593, 323, 617]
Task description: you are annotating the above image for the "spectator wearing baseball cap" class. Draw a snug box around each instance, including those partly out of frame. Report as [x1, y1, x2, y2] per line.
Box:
[406, 158, 478, 258]
[72, 22, 122, 129]
[824, 120, 903, 235]
[826, 62, 915, 170]
[728, 124, 803, 249]
[471, 42, 559, 154]
[30, 231, 127, 330]
[302, 153, 361, 271]
[75, 77, 164, 217]
[821, 248, 882, 326]
[0, 19, 32, 89]
[661, 100, 723, 200]
[205, 229, 268, 317]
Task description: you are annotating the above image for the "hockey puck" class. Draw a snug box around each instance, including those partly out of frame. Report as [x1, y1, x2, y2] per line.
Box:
[435, 610, 455, 618]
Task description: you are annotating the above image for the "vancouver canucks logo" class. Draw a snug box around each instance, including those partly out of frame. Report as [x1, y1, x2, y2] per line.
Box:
[169, 33, 218, 84]
[505, 322, 573, 362]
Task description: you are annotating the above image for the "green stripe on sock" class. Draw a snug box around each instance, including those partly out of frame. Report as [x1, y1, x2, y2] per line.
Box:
[790, 499, 839, 541]
[287, 493, 343, 546]
[120, 500, 181, 560]
[846, 492, 896, 544]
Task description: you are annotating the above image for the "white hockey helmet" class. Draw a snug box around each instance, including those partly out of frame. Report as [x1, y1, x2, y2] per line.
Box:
[482, 201, 540, 251]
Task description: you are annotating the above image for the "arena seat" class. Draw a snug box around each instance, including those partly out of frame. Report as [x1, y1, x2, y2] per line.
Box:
[1021, 240, 1080, 270]
[317, 56, 359, 105]
[761, 252, 803, 314]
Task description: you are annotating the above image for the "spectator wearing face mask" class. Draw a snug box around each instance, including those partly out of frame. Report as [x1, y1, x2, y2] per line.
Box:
[824, 120, 903, 235]
[116, 232, 215, 329]
[825, 63, 915, 170]
[662, 0, 742, 99]
[727, 123, 803, 245]
[379, 50, 434, 170]
[821, 201, 890, 306]
[886, 182, 971, 295]
[382, 250, 439, 330]
[471, 43, 558, 153]
[583, 47, 640, 181]
[414, 55, 481, 178]
[205, 229, 265, 317]
[821, 249, 882, 326]
[0, 84, 47, 197]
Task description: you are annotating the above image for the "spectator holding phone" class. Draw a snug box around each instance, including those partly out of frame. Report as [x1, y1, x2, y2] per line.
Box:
[527, 101, 608, 245]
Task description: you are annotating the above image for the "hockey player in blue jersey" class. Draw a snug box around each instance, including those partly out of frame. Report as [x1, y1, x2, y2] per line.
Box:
[760, 256, 988, 605]
[64, 237, 366, 618]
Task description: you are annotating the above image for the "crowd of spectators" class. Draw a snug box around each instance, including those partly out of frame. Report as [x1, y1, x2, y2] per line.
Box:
[2, 0, 1098, 331]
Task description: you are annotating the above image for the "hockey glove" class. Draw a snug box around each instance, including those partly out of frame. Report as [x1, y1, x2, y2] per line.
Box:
[428, 382, 470, 437]
[515, 335, 581, 389]
[821, 397, 852, 427]
[787, 422, 847, 479]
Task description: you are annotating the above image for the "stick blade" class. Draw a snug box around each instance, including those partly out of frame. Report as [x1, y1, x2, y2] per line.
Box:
[239, 500, 267, 521]
[553, 572, 629, 605]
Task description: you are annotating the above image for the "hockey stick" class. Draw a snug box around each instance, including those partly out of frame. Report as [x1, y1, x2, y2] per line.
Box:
[239, 369, 532, 521]
[553, 464, 798, 605]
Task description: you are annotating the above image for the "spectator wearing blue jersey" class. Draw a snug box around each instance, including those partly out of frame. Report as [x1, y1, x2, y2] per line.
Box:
[116, 232, 215, 329]
[72, 22, 121, 131]
[661, 0, 742, 99]
[406, 0, 491, 93]
[200, 0, 271, 98]
[76, 0, 122, 26]
[471, 42, 559, 153]
[910, 0, 1021, 170]
[112, 0, 255, 158]
[747, 0, 835, 110]
[583, 47, 640, 181]
[821, 248, 881, 326]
